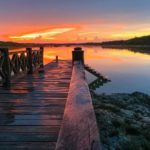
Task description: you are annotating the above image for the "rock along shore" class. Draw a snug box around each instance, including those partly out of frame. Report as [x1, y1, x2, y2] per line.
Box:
[92, 91, 150, 150]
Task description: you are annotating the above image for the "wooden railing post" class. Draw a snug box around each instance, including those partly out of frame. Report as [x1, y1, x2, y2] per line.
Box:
[39, 47, 44, 73]
[72, 47, 84, 65]
[56, 56, 58, 62]
[26, 48, 33, 74]
[0, 48, 11, 87]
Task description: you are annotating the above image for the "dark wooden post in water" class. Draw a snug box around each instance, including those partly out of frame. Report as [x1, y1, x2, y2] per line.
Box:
[26, 48, 33, 74]
[72, 47, 84, 64]
[56, 56, 58, 62]
[0, 48, 11, 88]
[39, 47, 44, 73]
[56, 48, 101, 150]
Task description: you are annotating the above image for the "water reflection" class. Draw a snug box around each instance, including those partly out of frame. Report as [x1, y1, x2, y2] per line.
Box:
[44, 46, 150, 95]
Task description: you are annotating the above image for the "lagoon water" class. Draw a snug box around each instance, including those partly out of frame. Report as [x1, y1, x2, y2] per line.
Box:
[44, 46, 150, 95]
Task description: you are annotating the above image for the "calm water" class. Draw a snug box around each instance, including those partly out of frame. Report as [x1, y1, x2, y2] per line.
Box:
[44, 46, 150, 95]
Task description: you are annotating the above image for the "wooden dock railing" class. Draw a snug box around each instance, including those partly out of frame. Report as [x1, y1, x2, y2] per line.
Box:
[55, 48, 101, 150]
[0, 47, 44, 87]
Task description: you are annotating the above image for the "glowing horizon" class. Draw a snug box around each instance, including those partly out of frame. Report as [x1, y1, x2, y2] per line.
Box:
[6, 25, 150, 43]
[1, 0, 150, 43]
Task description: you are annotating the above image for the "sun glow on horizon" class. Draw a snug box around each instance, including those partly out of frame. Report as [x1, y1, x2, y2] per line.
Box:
[4, 24, 150, 43]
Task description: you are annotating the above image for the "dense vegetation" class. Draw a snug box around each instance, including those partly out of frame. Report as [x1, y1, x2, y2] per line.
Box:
[0, 41, 50, 49]
[101, 35, 150, 46]
[0, 41, 24, 48]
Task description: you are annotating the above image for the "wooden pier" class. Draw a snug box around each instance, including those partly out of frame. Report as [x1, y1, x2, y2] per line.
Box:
[0, 47, 101, 150]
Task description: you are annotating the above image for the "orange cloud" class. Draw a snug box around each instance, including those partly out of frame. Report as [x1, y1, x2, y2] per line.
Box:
[78, 32, 99, 35]
[9, 27, 76, 41]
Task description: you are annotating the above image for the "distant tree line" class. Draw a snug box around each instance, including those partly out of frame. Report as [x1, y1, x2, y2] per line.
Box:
[101, 35, 150, 45]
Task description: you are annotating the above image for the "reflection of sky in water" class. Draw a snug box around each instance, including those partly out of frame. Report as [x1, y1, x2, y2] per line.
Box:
[44, 46, 150, 95]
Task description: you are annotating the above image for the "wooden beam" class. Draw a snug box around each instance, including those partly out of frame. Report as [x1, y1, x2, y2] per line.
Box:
[55, 61, 101, 150]
[26, 48, 33, 74]
[0, 48, 11, 88]
[38, 47, 44, 73]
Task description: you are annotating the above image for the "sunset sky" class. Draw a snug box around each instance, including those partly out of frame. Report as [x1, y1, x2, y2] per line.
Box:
[0, 0, 150, 43]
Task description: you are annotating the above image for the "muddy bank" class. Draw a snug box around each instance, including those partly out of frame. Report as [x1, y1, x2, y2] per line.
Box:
[92, 91, 150, 150]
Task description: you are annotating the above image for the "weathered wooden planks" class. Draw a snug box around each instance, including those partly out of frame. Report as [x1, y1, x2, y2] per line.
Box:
[55, 61, 101, 150]
[0, 60, 72, 150]
[0, 142, 56, 150]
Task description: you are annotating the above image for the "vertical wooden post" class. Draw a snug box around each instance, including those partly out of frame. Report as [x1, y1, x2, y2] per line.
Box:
[72, 47, 84, 65]
[26, 48, 33, 74]
[56, 56, 58, 62]
[39, 47, 44, 73]
[0, 48, 11, 87]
